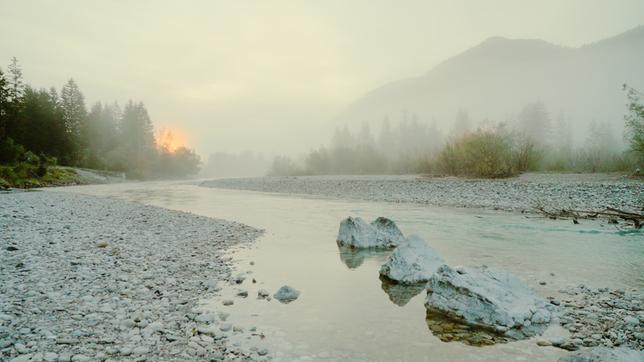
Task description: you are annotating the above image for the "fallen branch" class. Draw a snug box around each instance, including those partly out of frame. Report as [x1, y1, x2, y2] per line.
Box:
[534, 206, 643, 229]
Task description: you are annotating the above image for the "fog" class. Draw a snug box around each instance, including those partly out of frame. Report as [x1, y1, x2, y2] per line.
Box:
[1, 0, 643, 176]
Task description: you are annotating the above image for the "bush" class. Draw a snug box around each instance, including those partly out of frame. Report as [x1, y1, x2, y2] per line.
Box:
[438, 128, 516, 178]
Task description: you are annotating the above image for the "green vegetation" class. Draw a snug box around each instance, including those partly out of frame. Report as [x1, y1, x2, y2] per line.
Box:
[0, 57, 200, 188]
[269, 95, 642, 178]
[624, 84, 644, 167]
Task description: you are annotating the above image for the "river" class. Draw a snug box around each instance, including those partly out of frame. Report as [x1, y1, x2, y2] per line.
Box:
[57, 180, 643, 361]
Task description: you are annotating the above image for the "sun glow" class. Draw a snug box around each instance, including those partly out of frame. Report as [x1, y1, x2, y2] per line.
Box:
[155, 127, 189, 153]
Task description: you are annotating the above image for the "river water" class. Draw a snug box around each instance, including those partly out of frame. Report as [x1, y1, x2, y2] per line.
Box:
[58, 181, 643, 361]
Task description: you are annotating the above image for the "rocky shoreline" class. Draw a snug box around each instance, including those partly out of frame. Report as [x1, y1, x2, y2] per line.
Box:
[0, 191, 263, 361]
[201, 173, 643, 214]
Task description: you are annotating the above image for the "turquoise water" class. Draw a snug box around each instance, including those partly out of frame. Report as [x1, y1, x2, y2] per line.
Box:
[58, 181, 643, 361]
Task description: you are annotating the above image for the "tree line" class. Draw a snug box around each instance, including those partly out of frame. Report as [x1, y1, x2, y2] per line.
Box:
[0, 57, 200, 183]
[269, 95, 644, 178]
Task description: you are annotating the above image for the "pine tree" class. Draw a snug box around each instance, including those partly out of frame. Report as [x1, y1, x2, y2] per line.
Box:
[60, 79, 86, 136]
[119, 101, 156, 176]
[7, 57, 24, 103]
[0, 68, 8, 140]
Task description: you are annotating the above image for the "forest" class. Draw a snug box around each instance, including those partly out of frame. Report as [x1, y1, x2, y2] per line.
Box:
[0, 58, 200, 187]
[269, 92, 644, 178]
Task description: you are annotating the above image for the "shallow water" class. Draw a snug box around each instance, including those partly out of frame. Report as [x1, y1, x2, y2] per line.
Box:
[57, 181, 643, 361]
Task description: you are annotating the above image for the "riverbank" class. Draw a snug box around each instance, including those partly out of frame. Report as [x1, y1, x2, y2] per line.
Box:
[201, 173, 643, 215]
[0, 166, 126, 189]
[0, 191, 262, 361]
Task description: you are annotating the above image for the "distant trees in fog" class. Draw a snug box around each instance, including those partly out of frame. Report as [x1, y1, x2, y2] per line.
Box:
[270, 93, 642, 178]
[0, 57, 200, 180]
[624, 84, 644, 166]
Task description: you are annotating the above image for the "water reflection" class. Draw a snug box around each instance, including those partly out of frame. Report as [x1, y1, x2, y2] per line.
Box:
[337, 246, 390, 269]
[425, 310, 513, 346]
[379, 276, 425, 306]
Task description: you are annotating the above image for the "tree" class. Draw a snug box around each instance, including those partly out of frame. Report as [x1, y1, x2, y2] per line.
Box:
[624, 84, 644, 166]
[60, 79, 86, 136]
[3, 58, 25, 143]
[516, 102, 551, 146]
[119, 101, 156, 176]
[450, 109, 472, 138]
[7, 57, 24, 103]
[21, 87, 71, 162]
[0, 68, 8, 140]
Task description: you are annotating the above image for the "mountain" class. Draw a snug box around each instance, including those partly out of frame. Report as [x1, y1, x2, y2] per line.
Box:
[339, 26, 644, 141]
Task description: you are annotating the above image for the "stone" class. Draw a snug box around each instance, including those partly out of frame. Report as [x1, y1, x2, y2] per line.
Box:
[222, 299, 234, 306]
[132, 346, 149, 355]
[15, 343, 29, 354]
[195, 313, 216, 324]
[257, 289, 270, 299]
[336, 216, 404, 248]
[379, 235, 445, 284]
[425, 265, 552, 339]
[558, 347, 644, 362]
[95, 241, 109, 248]
[58, 352, 72, 362]
[197, 326, 218, 337]
[273, 285, 300, 303]
[624, 316, 639, 327]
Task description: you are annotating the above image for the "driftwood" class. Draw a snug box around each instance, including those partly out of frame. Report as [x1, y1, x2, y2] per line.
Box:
[535, 206, 643, 229]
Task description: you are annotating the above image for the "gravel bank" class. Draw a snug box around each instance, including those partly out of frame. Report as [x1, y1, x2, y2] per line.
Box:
[0, 191, 262, 361]
[202, 173, 643, 213]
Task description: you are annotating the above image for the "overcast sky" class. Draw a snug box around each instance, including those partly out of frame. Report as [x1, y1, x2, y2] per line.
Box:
[1, 0, 643, 156]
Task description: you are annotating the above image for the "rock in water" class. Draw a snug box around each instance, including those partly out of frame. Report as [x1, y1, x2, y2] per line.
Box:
[370, 217, 405, 243]
[558, 347, 644, 362]
[273, 285, 300, 303]
[425, 265, 552, 339]
[336, 216, 404, 248]
[379, 235, 445, 284]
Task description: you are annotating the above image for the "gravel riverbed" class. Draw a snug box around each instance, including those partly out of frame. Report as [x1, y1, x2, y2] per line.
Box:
[201, 173, 643, 214]
[0, 191, 263, 362]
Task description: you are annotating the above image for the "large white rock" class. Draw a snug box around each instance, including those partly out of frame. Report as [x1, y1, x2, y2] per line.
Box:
[336, 217, 404, 248]
[425, 265, 552, 339]
[558, 347, 644, 362]
[379, 235, 445, 284]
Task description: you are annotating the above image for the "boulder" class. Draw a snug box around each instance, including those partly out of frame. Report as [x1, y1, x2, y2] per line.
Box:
[336, 217, 404, 248]
[379, 235, 445, 284]
[273, 285, 300, 303]
[425, 265, 552, 339]
[558, 347, 644, 362]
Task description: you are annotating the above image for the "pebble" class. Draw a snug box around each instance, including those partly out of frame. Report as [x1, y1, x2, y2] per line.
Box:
[0, 192, 262, 361]
[201, 174, 643, 213]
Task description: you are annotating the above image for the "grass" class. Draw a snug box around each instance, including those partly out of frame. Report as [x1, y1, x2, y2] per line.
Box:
[0, 164, 82, 189]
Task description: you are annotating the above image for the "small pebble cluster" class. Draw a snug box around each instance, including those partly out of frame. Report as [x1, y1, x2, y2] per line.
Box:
[0, 191, 263, 361]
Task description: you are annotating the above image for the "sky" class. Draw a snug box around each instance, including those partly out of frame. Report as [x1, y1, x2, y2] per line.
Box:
[1, 0, 643, 157]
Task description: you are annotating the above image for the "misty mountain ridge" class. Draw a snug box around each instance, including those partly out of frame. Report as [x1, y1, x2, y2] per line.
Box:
[340, 26, 644, 145]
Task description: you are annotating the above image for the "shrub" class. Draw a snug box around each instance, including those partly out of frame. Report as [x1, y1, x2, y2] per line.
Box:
[438, 128, 516, 178]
